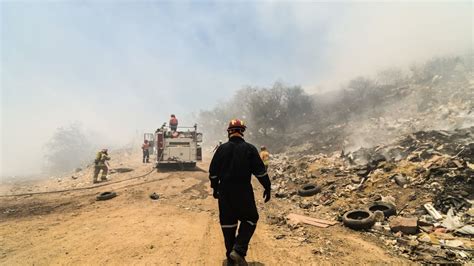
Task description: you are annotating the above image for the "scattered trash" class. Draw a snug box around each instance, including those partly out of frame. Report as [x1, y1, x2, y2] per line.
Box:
[441, 208, 465, 231]
[395, 203, 409, 217]
[424, 203, 443, 220]
[380, 196, 396, 205]
[418, 232, 440, 245]
[435, 194, 472, 214]
[392, 174, 408, 187]
[372, 221, 384, 231]
[443, 239, 465, 248]
[373, 211, 385, 222]
[455, 225, 474, 235]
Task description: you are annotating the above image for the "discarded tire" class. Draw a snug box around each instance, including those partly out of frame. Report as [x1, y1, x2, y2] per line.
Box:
[297, 184, 321, 197]
[342, 209, 375, 230]
[368, 201, 397, 218]
[96, 191, 117, 201]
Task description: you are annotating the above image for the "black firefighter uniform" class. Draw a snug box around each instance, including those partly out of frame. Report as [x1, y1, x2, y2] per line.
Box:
[209, 136, 271, 258]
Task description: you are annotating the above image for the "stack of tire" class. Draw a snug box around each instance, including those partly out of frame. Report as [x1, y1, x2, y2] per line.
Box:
[342, 201, 396, 230]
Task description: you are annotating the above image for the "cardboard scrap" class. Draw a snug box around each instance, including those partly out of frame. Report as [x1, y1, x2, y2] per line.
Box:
[286, 213, 338, 228]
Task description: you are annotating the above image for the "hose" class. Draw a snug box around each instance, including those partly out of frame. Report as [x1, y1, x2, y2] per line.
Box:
[0, 167, 157, 198]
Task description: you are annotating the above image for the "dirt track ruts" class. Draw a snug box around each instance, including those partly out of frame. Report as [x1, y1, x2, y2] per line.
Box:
[0, 161, 409, 265]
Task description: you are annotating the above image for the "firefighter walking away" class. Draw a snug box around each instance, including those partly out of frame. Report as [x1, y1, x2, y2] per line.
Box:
[93, 148, 111, 184]
[209, 119, 271, 265]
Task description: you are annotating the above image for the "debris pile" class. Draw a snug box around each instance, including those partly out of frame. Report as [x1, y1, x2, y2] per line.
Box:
[267, 126, 473, 263]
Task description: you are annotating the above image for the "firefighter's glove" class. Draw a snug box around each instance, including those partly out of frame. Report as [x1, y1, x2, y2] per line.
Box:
[212, 189, 219, 199]
[263, 189, 271, 203]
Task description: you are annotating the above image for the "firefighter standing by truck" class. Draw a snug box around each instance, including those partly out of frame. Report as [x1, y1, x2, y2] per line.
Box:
[142, 140, 150, 163]
[93, 149, 110, 183]
[209, 119, 271, 265]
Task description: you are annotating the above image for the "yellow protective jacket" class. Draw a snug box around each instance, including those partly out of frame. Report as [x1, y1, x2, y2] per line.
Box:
[95, 151, 110, 167]
[260, 150, 270, 166]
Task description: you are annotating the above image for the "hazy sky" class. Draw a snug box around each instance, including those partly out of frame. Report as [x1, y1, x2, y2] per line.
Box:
[1, 1, 472, 176]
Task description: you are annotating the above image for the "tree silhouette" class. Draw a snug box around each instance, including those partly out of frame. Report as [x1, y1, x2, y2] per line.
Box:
[44, 122, 95, 174]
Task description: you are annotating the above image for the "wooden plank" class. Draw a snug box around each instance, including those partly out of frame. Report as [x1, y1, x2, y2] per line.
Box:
[306, 217, 338, 226]
[287, 213, 338, 225]
[286, 213, 338, 228]
[299, 220, 331, 228]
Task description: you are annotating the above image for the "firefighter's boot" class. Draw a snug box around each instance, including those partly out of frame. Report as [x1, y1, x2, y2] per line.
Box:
[233, 221, 256, 258]
[229, 250, 248, 266]
[222, 226, 237, 260]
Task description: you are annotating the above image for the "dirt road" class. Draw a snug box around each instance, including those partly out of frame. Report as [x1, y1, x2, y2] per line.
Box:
[0, 160, 409, 265]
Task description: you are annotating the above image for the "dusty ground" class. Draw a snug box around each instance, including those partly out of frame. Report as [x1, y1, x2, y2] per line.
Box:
[0, 152, 410, 265]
